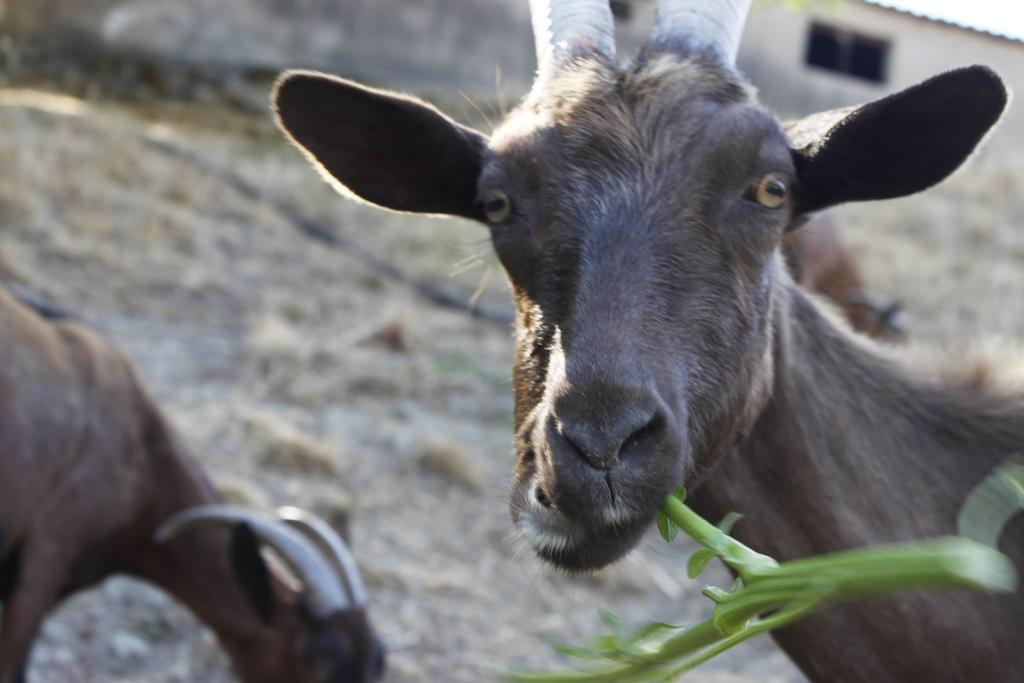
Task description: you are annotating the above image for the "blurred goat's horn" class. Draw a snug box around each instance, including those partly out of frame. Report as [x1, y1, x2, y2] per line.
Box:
[652, 0, 753, 65]
[529, 0, 616, 81]
[278, 506, 368, 608]
[156, 505, 350, 617]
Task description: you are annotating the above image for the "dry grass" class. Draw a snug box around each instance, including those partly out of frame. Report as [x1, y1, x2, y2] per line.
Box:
[236, 406, 342, 476]
[416, 436, 486, 492]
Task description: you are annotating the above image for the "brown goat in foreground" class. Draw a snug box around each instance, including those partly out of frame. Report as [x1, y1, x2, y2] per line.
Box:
[783, 214, 905, 340]
[271, 0, 1023, 679]
[0, 286, 384, 683]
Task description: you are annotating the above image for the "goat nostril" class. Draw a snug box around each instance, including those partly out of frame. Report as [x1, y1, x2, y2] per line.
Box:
[552, 396, 668, 471]
[622, 412, 664, 455]
[535, 486, 553, 509]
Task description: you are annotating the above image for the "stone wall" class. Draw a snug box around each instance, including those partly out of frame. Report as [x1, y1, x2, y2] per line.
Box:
[0, 0, 652, 96]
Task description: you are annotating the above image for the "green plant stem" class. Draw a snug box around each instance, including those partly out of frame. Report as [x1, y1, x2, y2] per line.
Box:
[659, 594, 823, 679]
[660, 495, 777, 580]
[506, 619, 720, 682]
[506, 493, 1017, 683]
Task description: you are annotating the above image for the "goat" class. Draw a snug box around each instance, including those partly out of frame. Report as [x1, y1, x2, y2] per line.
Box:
[270, 0, 1022, 680]
[0, 286, 384, 683]
[783, 214, 905, 340]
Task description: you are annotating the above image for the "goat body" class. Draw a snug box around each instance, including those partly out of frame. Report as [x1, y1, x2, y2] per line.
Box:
[783, 215, 904, 340]
[690, 284, 1024, 681]
[0, 287, 382, 683]
[270, 0, 1022, 679]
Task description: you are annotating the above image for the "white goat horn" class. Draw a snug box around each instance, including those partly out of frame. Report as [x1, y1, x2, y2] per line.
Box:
[652, 0, 753, 66]
[278, 506, 368, 608]
[155, 504, 350, 617]
[530, 0, 616, 81]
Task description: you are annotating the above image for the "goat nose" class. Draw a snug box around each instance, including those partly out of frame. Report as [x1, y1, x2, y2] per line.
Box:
[553, 390, 664, 470]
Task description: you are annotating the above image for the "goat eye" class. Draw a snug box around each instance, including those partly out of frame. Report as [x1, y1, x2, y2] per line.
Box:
[483, 190, 512, 223]
[749, 174, 788, 209]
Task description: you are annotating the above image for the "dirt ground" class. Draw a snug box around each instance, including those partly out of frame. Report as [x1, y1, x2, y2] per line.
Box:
[0, 82, 1021, 683]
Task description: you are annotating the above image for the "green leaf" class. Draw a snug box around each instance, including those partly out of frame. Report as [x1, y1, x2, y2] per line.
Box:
[656, 509, 678, 543]
[551, 643, 606, 661]
[588, 633, 622, 654]
[702, 578, 746, 605]
[687, 548, 717, 579]
[958, 455, 1024, 548]
[711, 608, 750, 637]
[619, 621, 687, 656]
[598, 608, 623, 633]
[701, 585, 733, 604]
[672, 485, 687, 503]
[717, 512, 743, 535]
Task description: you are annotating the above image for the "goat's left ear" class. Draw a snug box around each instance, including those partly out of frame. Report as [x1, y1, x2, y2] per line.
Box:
[230, 523, 276, 624]
[787, 65, 1008, 214]
[273, 70, 488, 221]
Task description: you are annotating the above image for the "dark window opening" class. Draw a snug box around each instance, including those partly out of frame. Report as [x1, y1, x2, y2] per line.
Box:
[807, 27, 841, 70]
[805, 23, 888, 84]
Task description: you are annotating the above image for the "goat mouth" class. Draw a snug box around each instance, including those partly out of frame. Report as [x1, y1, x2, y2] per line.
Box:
[512, 478, 649, 572]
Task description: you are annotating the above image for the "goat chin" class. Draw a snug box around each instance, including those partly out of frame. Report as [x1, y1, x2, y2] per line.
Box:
[513, 480, 650, 572]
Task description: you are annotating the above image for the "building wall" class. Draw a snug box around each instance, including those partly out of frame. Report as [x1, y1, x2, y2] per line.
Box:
[1, 0, 653, 96]
[739, 1, 1024, 148]
[2, 1, 1021, 146]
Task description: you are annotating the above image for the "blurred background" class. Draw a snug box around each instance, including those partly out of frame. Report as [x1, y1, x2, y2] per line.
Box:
[0, 1, 1021, 681]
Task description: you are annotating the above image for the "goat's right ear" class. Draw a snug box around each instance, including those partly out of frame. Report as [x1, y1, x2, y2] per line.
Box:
[230, 523, 276, 624]
[273, 70, 488, 221]
[787, 65, 1008, 214]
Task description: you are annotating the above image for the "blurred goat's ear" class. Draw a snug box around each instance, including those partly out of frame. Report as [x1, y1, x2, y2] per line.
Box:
[787, 65, 1008, 214]
[273, 70, 488, 221]
[0, 540, 22, 603]
[230, 523, 276, 623]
